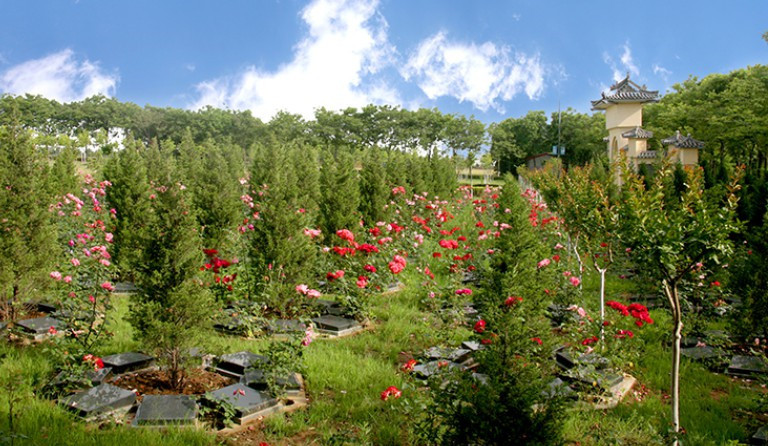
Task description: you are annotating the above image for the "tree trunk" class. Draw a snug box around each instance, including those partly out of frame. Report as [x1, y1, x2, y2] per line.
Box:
[663, 279, 683, 445]
[598, 267, 606, 347]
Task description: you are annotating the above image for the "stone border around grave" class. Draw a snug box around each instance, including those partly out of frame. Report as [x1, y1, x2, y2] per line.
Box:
[57, 349, 309, 431]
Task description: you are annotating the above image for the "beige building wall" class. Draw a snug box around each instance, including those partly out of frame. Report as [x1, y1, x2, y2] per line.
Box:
[680, 148, 699, 165]
[605, 103, 643, 129]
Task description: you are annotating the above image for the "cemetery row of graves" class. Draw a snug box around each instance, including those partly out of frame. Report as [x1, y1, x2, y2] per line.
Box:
[1, 118, 768, 445]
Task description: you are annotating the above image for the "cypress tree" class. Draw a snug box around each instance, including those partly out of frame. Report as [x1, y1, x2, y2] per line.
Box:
[319, 148, 360, 234]
[102, 137, 152, 278]
[0, 122, 56, 319]
[359, 148, 388, 224]
[129, 175, 213, 390]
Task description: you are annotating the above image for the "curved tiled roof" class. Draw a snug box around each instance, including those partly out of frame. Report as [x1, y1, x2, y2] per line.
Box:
[622, 126, 654, 139]
[662, 131, 705, 149]
[592, 74, 659, 109]
[636, 150, 658, 159]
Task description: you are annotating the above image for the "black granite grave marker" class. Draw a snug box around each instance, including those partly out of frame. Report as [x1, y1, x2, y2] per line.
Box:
[311, 315, 360, 334]
[62, 383, 136, 418]
[16, 316, 65, 337]
[216, 351, 269, 378]
[101, 352, 155, 374]
[208, 383, 278, 420]
[727, 355, 768, 378]
[133, 395, 198, 426]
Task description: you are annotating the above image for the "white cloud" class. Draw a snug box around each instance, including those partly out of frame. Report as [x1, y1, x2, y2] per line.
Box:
[603, 42, 639, 82]
[190, 0, 399, 120]
[0, 49, 117, 102]
[653, 63, 672, 81]
[401, 31, 545, 113]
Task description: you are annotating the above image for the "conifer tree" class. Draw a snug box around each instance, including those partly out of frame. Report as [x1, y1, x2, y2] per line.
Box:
[102, 137, 152, 278]
[129, 176, 213, 390]
[0, 122, 56, 319]
[245, 142, 317, 307]
[290, 143, 321, 212]
[385, 151, 407, 189]
[359, 148, 388, 224]
[430, 149, 458, 199]
[181, 139, 243, 248]
[319, 148, 360, 234]
[48, 146, 79, 197]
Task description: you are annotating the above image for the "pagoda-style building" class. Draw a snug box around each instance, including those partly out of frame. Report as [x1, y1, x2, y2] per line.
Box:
[592, 73, 703, 182]
[661, 130, 704, 165]
[591, 74, 659, 172]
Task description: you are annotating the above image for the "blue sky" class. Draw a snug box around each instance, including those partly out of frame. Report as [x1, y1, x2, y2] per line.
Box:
[0, 0, 766, 123]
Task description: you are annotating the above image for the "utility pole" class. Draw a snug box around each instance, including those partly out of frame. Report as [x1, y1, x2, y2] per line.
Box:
[557, 100, 562, 159]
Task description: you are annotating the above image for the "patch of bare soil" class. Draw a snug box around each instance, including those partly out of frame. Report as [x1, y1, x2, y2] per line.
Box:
[110, 367, 234, 399]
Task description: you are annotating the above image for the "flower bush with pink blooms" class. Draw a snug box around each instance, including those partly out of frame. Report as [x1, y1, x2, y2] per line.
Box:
[48, 176, 116, 351]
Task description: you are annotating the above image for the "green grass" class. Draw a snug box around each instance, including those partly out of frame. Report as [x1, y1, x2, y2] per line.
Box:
[0, 265, 762, 445]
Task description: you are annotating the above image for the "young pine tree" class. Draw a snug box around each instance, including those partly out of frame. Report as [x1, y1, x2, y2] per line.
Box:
[102, 137, 152, 278]
[359, 148, 388, 224]
[319, 148, 360, 234]
[130, 179, 214, 390]
[0, 122, 56, 319]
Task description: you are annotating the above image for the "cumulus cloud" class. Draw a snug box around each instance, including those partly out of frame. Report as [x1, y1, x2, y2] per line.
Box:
[0, 49, 117, 102]
[190, 0, 399, 120]
[603, 42, 640, 82]
[653, 63, 672, 81]
[401, 32, 545, 113]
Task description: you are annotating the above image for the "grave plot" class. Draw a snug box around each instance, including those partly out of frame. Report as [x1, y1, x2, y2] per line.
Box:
[265, 319, 306, 335]
[727, 355, 768, 378]
[214, 351, 269, 379]
[132, 395, 198, 427]
[15, 316, 66, 340]
[311, 314, 364, 337]
[412, 360, 462, 380]
[101, 352, 155, 374]
[753, 425, 768, 445]
[207, 383, 279, 424]
[61, 383, 137, 420]
[313, 299, 344, 316]
[112, 282, 138, 294]
[681, 346, 722, 361]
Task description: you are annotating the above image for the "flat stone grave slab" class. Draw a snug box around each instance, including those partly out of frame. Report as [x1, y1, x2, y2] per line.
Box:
[208, 383, 278, 423]
[62, 383, 136, 419]
[576, 353, 610, 369]
[113, 282, 138, 293]
[384, 282, 404, 293]
[543, 377, 575, 399]
[133, 394, 198, 427]
[423, 347, 472, 363]
[681, 346, 720, 361]
[555, 349, 576, 370]
[565, 365, 623, 391]
[101, 352, 154, 374]
[216, 351, 269, 378]
[592, 374, 637, 410]
[313, 299, 344, 316]
[35, 301, 58, 314]
[53, 367, 113, 389]
[412, 360, 460, 379]
[461, 272, 477, 283]
[16, 316, 65, 339]
[461, 341, 484, 352]
[472, 373, 489, 386]
[311, 315, 361, 336]
[267, 319, 306, 334]
[240, 369, 301, 395]
[213, 314, 247, 334]
[752, 424, 768, 444]
[727, 355, 768, 378]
